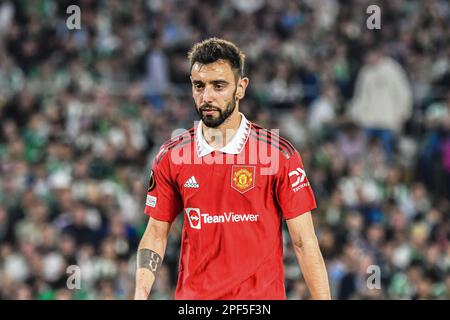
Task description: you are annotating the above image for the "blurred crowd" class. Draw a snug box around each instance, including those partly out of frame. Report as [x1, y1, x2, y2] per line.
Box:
[1, 0, 450, 300]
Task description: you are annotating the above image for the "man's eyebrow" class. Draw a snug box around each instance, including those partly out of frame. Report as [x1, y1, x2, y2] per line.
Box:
[191, 79, 230, 85]
[211, 80, 229, 85]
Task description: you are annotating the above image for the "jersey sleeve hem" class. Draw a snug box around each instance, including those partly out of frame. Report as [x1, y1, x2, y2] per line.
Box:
[144, 208, 177, 223]
[283, 204, 317, 220]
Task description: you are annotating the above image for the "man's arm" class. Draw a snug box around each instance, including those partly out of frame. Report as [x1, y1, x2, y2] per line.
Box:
[286, 211, 331, 300]
[134, 217, 171, 300]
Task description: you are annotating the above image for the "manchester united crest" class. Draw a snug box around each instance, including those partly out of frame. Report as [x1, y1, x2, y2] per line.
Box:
[231, 166, 256, 193]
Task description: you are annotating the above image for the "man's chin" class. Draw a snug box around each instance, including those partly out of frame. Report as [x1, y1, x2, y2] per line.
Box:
[202, 116, 224, 128]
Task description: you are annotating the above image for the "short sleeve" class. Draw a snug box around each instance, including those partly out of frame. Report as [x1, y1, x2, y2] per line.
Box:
[144, 154, 183, 222]
[275, 151, 317, 220]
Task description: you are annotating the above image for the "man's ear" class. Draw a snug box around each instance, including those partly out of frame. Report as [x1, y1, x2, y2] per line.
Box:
[236, 77, 249, 100]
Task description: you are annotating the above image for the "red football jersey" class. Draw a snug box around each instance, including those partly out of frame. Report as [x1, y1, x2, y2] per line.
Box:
[144, 113, 316, 299]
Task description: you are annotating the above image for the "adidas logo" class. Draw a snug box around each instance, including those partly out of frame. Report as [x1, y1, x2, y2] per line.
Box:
[184, 176, 199, 188]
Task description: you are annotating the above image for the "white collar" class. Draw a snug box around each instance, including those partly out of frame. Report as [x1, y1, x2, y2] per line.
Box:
[196, 112, 251, 157]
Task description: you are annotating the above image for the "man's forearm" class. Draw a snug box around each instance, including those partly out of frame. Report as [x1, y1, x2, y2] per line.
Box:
[294, 238, 331, 300]
[134, 235, 167, 299]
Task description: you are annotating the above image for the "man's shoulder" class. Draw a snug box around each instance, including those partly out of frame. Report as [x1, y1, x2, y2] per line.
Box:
[155, 127, 196, 164]
[248, 121, 297, 160]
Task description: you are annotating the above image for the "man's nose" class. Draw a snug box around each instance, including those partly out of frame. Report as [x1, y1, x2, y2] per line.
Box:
[202, 86, 215, 104]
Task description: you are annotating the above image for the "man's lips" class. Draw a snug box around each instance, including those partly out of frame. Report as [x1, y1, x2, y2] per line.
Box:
[201, 109, 218, 115]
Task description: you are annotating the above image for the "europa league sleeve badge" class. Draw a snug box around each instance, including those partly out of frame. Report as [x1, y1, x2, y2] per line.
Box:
[148, 170, 156, 192]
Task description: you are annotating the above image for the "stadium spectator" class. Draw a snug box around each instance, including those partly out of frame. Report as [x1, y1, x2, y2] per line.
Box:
[349, 46, 413, 161]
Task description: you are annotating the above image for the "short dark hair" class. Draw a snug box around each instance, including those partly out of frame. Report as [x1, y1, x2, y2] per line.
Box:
[188, 37, 245, 77]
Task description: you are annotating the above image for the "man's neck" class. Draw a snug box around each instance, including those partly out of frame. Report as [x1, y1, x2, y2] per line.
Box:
[202, 109, 242, 150]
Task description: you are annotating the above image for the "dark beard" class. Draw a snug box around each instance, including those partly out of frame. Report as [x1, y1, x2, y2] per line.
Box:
[197, 97, 236, 128]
